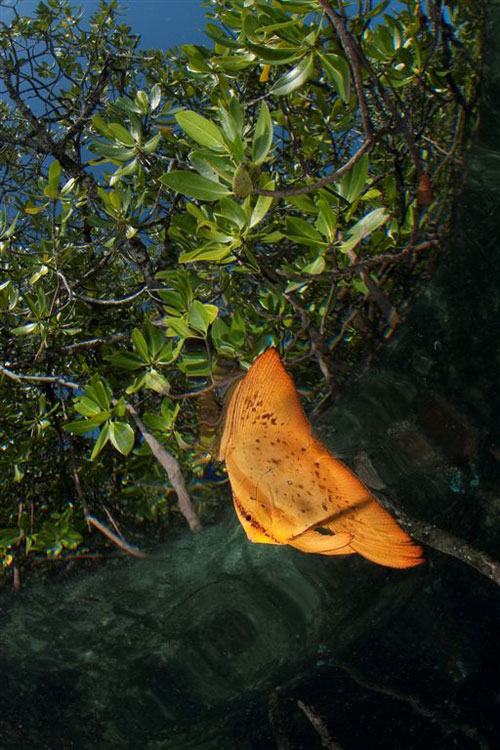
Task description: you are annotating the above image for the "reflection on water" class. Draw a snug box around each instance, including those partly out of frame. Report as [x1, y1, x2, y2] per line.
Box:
[1, 6, 500, 750]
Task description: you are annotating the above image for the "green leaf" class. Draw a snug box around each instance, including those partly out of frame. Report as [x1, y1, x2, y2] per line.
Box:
[29, 265, 49, 285]
[252, 102, 273, 165]
[60, 177, 77, 195]
[126, 372, 148, 395]
[0, 528, 21, 548]
[163, 317, 200, 339]
[176, 111, 226, 151]
[232, 164, 253, 199]
[339, 154, 369, 203]
[145, 369, 169, 393]
[284, 217, 325, 246]
[219, 106, 240, 144]
[318, 52, 351, 103]
[270, 54, 314, 96]
[74, 395, 103, 417]
[143, 319, 166, 358]
[190, 150, 233, 184]
[246, 43, 303, 64]
[142, 132, 161, 154]
[24, 203, 48, 215]
[204, 22, 240, 48]
[160, 171, 231, 201]
[105, 352, 145, 370]
[135, 90, 149, 112]
[216, 198, 247, 230]
[91, 423, 110, 460]
[157, 289, 186, 314]
[91, 140, 136, 161]
[48, 159, 61, 186]
[108, 421, 135, 455]
[150, 83, 162, 111]
[178, 244, 234, 264]
[315, 198, 337, 240]
[188, 300, 217, 335]
[11, 322, 39, 336]
[64, 415, 109, 435]
[340, 208, 389, 253]
[92, 115, 112, 137]
[108, 122, 135, 146]
[250, 181, 275, 228]
[132, 328, 149, 361]
[87, 378, 111, 410]
[302, 256, 325, 274]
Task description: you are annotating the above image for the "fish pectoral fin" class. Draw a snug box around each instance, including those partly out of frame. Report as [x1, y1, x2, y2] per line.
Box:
[289, 528, 354, 555]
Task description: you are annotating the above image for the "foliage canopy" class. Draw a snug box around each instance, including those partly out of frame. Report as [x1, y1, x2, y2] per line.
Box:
[0, 0, 481, 584]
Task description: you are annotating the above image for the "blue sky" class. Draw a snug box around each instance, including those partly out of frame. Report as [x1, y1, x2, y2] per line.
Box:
[0, 1, 410, 51]
[0, 0, 208, 48]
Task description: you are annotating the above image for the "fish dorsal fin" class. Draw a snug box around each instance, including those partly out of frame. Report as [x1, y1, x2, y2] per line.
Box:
[218, 348, 311, 461]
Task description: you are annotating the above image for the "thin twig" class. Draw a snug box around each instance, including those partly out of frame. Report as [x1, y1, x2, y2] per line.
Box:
[0, 365, 80, 391]
[59, 333, 128, 355]
[86, 514, 147, 558]
[75, 286, 147, 306]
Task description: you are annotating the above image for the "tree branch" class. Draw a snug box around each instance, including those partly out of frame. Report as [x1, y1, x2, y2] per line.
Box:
[317, 0, 373, 139]
[126, 403, 202, 533]
[252, 138, 373, 198]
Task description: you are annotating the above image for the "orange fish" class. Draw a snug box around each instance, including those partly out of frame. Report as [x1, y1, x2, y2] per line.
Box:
[218, 349, 424, 569]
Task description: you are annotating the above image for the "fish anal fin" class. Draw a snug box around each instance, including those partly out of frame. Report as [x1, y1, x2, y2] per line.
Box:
[289, 528, 354, 555]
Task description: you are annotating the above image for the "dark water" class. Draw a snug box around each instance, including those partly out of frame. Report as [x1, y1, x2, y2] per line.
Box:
[1, 6, 500, 750]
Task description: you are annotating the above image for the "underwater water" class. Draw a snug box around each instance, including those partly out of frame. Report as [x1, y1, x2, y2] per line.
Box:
[1, 7, 500, 750]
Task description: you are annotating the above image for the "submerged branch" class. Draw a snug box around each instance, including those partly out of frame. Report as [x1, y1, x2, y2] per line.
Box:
[297, 700, 345, 750]
[400, 511, 500, 586]
[326, 659, 489, 749]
